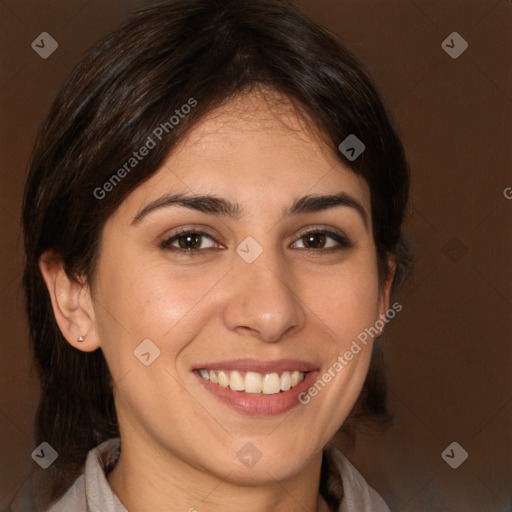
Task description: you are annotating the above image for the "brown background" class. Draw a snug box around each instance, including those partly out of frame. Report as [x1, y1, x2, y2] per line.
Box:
[1, 1, 511, 511]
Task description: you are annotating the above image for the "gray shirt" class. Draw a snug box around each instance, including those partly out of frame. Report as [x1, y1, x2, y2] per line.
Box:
[10, 438, 391, 512]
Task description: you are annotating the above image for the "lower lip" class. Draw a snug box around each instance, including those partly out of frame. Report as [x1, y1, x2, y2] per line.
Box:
[193, 370, 319, 416]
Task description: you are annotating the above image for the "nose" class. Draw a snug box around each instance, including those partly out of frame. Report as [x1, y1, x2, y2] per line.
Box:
[222, 250, 307, 343]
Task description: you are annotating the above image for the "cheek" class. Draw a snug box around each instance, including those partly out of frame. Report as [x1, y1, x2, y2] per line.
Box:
[92, 252, 225, 366]
[300, 251, 381, 350]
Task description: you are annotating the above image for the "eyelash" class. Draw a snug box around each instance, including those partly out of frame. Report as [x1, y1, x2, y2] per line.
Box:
[159, 227, 353, 255]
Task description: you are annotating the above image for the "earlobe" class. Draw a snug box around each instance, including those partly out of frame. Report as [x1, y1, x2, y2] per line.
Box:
[38, 251, 100, 353]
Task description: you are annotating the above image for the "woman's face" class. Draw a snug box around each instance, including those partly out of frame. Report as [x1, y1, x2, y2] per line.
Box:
[89, 91, 393, 485]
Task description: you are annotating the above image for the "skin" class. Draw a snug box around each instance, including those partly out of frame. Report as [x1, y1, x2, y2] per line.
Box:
[40, 90, 395, 512]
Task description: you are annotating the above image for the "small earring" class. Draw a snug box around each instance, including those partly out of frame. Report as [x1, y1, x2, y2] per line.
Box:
[77, 336, 85, 342]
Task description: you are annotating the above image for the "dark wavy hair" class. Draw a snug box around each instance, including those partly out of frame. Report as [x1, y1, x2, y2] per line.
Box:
[21, 0, 413, 507]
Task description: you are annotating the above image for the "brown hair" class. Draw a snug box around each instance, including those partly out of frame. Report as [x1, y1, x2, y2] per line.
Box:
[22, 0, 413, 506]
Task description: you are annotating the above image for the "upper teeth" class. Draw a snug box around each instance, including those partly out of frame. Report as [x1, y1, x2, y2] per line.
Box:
[199, 369, 306, 394]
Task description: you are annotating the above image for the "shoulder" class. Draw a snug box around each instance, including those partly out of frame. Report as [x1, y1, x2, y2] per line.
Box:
[6, 469, 86, 512]
[46, 438, 124, 512]
[44, 475, 87, 512]
[324, 441, 391, 512]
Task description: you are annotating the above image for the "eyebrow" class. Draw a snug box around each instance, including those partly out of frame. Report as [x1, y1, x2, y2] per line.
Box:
[131, 191, 368, 228]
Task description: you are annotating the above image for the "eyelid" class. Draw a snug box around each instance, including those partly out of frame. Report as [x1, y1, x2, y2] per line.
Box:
[160, 225, 353, 253]
[291, 227, 352, 249]
[159, 227, 223, 251]
[294, 225, 349, 241]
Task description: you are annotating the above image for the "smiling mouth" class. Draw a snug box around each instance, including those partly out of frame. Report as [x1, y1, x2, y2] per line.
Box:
[197, 369, 307, 394]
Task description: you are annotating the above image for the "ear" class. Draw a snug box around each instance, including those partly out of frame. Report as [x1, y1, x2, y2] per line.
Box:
[38, 251, 100, 352]
[378, 255, 397, 320]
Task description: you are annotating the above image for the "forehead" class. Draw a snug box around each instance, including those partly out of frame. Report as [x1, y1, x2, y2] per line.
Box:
[174, 89, 337, 168]
[114, 90, 371, 221]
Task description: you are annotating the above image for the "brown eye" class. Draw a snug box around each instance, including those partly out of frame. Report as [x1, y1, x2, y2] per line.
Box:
[175, 233, 202, 250]
[302, 232, 327, 249]
[292, 230, 352, 250]
[160, 230, 217, 252]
